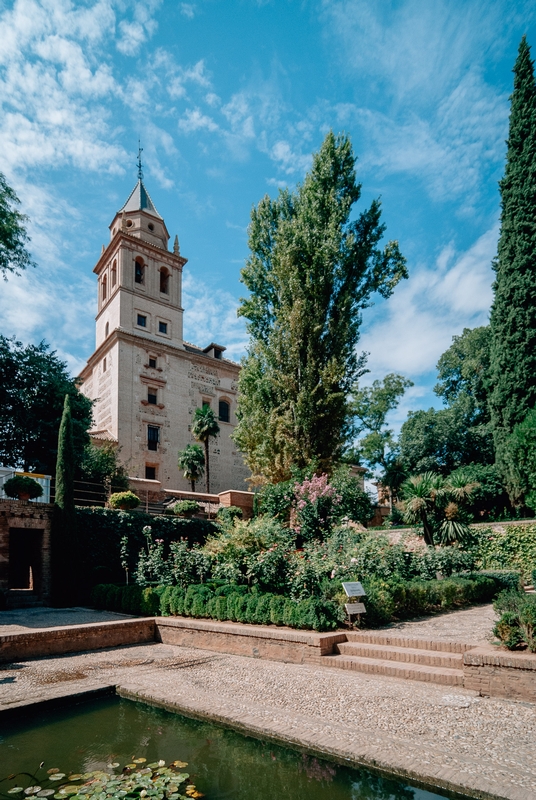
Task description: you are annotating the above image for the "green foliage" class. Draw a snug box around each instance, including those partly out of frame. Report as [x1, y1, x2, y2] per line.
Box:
[177, 442, 205, 491]
[330, 465, 374, 523]
[216, 505, 244, 524]
[0, 336, 92, 474]
[173, 500, 201, 516]
[54, 394, 75, 513]
[109, 490, 140, 510]
[191, 406, 220, 493]
[234, 131, 407, 483]
[489, 38, 536, 489]
[473, 524, 536, 579]
[0, 170, 36, 278]
[502, 408, 536, 508]
[2, 474, 42, 499]
[435, 326, 491, 422]
[493, 589, 536, 651]
[401, 471, 477, 546]
[351, 373, 413, 499]
[79, 441, 129, 494]
[448, 464, 510, 521]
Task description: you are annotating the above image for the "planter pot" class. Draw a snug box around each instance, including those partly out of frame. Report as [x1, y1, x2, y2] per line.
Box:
[17, 493, 31, 501]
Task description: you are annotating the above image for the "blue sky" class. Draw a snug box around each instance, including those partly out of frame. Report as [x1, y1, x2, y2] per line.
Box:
[0, 0, 534, 434]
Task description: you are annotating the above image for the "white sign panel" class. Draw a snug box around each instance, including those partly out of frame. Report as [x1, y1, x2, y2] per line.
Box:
[345, 602, 366, 615]
[342, 581, 366, 597]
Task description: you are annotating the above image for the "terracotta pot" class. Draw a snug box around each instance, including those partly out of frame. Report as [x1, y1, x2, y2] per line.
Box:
[18, 493, 31, 501]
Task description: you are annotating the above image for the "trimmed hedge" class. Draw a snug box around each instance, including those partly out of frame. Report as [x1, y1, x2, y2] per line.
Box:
[91, 582, 341, 632]
[361, 573, 507, 626]
[91, 570, 508, 631]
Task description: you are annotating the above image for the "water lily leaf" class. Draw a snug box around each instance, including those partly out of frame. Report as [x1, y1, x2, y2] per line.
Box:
[58, 786, 81, 795]
[132, 760, 146, 765]
[37, 791, 55, 797]
[47, 771, 60, 776]
[24, 787, 41, 795]
[67, 776, 82, 782]
[49, 775, 66, 782]
[8, 788, 24, 793]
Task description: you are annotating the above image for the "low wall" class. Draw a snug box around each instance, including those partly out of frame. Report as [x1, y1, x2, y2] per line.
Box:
[156, 617, 346, 664]
[463, 646, 536, 703]
[0, 617, 155, 663]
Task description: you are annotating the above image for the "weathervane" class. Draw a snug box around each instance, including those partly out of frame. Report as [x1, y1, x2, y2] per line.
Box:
[137, 139, 143, 180]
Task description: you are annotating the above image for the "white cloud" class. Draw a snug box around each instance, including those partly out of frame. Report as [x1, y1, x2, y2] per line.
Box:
[179, 108, 219, 133]
[180, 3, 196, 19]
[359, 225, 497, 380]
[269, 140, 312, 175]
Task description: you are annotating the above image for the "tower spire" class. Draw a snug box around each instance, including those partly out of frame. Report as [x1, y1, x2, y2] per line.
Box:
[137, 139, 143, 181]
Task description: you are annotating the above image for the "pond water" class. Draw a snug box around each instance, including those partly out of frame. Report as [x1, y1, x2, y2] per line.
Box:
[0, 695, 461, 800]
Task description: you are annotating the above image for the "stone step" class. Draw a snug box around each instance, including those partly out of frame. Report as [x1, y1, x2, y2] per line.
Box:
[345, 631, 477, 653]
[335, 641, 463, 668]
[318, 653, 464, 685]
[5, 591, 44, 609]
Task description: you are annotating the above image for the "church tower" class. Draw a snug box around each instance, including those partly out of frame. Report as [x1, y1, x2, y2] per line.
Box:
[79, 164, 249, 494]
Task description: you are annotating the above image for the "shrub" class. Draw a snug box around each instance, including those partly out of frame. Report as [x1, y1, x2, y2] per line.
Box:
[474, 524, 536, 579]
[173, 500, 200, 516]
[109, 491, 140, 510]
[493, 590, 536, 651]
[216, 506, 243, 524]
[3, 475, 43, 500]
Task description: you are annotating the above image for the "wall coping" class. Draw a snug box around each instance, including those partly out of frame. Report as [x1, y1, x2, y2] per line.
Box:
[464, 645, 536, 671]
[156, 616, 347, 648]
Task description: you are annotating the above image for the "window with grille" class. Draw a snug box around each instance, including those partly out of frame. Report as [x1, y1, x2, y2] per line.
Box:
[145, 465, 156, 480]
[218, 399, 230, 423]
[158, 321, 168, 334]
[148, 388, 157, 405]
[147, 425, 160, 451]
[137, 314, 147, 327]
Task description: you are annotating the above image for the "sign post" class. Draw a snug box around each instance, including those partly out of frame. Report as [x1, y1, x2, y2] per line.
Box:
[342, 581, 366, 626]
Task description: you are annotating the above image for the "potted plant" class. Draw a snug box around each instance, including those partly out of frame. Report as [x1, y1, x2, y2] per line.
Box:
[173, 499, 200, 518]
[3, 475, 43, 502]
[109, 490, 140, 511]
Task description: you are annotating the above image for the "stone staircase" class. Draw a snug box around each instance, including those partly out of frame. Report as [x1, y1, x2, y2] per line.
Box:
[318, 631, 477, 686]
[5, 590, 44, 609]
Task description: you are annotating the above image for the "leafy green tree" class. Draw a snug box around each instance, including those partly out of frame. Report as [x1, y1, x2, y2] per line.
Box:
[435, 326, 491, 424]
[191, 406, 220, 493]
[177, 443, 205, 491]
[448, 463, 511, 521]
[0, 336, 92, 473]
[55, 394, 75, 513]
[351, 373, 412, 506]
[399, 399, 494, 476]
[0, 172, 36, 278]
[501, 408, 536, 507]
[489, 37, 536, 484]
[79, 441, 129, 500]
[234, 131, 407, 483]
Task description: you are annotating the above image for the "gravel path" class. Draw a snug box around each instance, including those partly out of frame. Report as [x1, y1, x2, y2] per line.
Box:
[1, 639, 534, 800]
[380, 603, 497, 644]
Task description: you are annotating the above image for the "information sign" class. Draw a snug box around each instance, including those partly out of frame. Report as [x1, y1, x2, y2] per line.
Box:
[345, 602, 366, 615]
[342, 581, 366, 597]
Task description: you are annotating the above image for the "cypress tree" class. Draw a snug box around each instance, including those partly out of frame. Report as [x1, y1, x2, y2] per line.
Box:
[55, 393, 75, 513]
[489, 37, 536, 481]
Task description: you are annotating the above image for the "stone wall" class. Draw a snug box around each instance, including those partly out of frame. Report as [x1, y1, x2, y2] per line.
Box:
[463, 646, 536, 703]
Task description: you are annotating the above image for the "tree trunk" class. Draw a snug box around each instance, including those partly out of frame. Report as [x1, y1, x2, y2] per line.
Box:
[204, 439, 210, 493]
[421, 512, 435, 547]
[191, 479, 195, 492]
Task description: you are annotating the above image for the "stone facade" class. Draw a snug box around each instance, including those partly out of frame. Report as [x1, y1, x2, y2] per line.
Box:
[79, 179, 250, 494]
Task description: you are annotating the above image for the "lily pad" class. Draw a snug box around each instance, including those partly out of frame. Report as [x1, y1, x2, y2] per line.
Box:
[37, 791, 56, 797]
[24, 787, 41, 795]
[8, 788, 24, 794]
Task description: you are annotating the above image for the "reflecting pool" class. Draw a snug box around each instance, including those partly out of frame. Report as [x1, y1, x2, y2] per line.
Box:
[0, 695, 462, 800]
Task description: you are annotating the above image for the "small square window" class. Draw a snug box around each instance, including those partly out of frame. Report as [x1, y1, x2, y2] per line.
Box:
[158, 321, 168, 334]
[137, 314, 147, 327]
[148, 388, 157, 405]
[148, 357, 157, 369]
[145, 465, 156, 480]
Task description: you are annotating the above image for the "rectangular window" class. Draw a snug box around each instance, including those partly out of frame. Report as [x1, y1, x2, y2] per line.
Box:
[158, 321, 168, 334]
[147, 425, 160, 451]
[103, 357, 107, 373]
[137, 314, 147, 327]
[148, 388, 157, 405]
[148, 357, 157, 369]
[145, 465, 156, 480]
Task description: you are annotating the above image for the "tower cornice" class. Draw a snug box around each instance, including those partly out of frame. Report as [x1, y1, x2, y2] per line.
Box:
[93, 230, 187, 275]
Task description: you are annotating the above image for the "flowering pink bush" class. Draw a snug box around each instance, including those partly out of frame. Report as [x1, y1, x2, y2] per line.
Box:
[292, 473, 342, 540]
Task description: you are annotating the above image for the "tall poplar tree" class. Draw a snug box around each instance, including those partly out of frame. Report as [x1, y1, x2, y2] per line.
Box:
[489, 37, 536, 486]
[55, 394, 75, 514]
[234, 132, 407, 483]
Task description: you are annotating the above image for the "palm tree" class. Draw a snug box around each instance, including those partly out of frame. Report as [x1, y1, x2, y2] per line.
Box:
[177, 443, 205, 491]
[191, 406, 220, 493]
[401, 472, 445, 546]
[401, 471, 479, 547]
